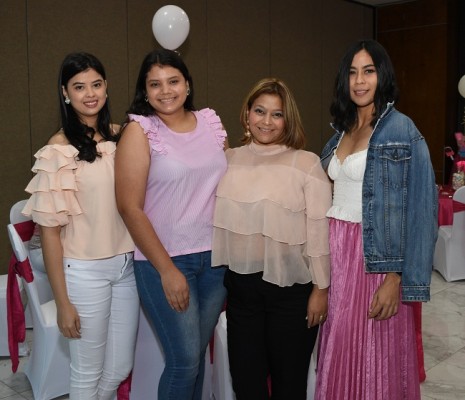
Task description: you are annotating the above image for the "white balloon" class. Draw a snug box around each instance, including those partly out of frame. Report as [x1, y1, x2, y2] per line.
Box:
[458, 75, 465, 98]
[152, 5, 190, 50]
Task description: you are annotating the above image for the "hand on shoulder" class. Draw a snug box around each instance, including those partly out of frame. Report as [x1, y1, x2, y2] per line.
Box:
[110, 123, 121, 136]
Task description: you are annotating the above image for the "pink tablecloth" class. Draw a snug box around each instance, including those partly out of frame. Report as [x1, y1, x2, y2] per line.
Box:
[438, 188, 455, 226]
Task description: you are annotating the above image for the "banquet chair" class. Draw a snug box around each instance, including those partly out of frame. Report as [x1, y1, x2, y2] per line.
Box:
[433, 186, 465, 281]
[0, 274, 29, 356]
[7, 223, 71, 400]
[10, 200, 53, 307]
[9, 200, 33, 328]
[211, 311, 317, 400]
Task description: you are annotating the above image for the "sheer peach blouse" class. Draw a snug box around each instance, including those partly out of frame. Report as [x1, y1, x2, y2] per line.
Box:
[212, 142, 331, 288]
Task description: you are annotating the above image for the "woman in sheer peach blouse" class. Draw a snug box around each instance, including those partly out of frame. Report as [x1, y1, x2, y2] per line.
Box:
[212, 78, 332, 400]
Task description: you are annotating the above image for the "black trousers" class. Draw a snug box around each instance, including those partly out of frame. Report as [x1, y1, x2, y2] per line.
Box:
[224, 269, 318, 400]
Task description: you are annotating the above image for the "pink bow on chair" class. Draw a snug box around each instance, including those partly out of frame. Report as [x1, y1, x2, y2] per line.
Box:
[6, 220, 35, 372]
[453, 200, 465, 213]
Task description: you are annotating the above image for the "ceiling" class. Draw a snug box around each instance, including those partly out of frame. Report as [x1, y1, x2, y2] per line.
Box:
[347, 0, 415, 6]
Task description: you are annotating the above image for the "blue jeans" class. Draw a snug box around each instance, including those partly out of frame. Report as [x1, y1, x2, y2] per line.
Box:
[134, 251, 227, 400]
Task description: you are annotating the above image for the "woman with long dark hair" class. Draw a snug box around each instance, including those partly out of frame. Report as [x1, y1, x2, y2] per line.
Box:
[115, 49, 228, 400]
[315, 39, 437, 400]
[23, 52, 138, 400]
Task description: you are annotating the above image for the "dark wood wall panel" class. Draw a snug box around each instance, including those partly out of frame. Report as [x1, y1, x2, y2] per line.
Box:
[26, 0, 129, 144]
[270, 0, 374, 152]
[377, 0, 458, 183]
[0, 0, 373, 273]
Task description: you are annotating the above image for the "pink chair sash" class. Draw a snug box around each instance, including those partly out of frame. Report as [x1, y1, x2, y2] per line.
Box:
[6, 220, 34, 372]
[453, 200, 465, 213]
[6, 221, 132, 399]
[117, 373, 132, 400]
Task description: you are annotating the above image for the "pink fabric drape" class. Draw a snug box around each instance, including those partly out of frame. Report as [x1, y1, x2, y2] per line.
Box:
[6, 220, 35, 372]
[412, 303, 425, 382]
[453, 199, 465, 213]
[6, 220, 131, 400]
[117, 373, 132, 400]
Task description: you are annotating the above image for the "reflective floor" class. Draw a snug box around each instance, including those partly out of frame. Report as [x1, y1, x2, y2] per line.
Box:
[0, 271, 463, 400]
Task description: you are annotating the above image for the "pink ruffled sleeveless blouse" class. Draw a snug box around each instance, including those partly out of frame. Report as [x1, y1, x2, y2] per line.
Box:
[128, 108, 227, 259]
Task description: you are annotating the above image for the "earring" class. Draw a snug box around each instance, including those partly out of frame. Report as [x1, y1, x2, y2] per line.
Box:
[245, 121, 251, 137]
[186, 87, 191, 96]
[144, 95, 148, 102]
[64, 96, 71, 105]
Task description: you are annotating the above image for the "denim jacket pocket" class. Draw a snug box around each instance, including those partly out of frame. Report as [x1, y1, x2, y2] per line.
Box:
[379, 145, 411, 190]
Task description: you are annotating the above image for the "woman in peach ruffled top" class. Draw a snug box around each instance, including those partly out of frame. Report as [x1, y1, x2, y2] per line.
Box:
[212, 78, 332, 399]
[22, 52, 138, 400]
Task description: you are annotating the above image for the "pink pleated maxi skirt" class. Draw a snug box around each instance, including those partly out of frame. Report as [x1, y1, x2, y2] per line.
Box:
[314, 218, 421, 400]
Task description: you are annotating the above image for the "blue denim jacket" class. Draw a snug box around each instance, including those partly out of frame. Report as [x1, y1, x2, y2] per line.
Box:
[320, 104, 438, 301]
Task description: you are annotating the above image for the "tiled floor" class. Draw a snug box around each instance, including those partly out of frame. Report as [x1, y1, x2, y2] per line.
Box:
[0, 271, 464, 400]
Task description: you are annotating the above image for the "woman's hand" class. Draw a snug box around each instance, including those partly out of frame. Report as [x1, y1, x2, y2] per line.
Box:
[160, 267, 190, 312]
[307, 285, 329, 327]
[57, 302, 81, 338]
[368, 272, 401, 320]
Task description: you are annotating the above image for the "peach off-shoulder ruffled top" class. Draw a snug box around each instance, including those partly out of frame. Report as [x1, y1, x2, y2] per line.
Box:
[22, 141, 134, 260]
[212, 142, 332, 288]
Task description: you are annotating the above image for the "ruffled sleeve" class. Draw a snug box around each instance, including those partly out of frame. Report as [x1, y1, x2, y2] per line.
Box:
[22, 144, 82, 227]
[198, 108, 227, 148]
[128, 114, 167, 155]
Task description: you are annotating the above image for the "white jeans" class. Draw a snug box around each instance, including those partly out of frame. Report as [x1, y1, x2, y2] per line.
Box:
[64, 253, 139, 400]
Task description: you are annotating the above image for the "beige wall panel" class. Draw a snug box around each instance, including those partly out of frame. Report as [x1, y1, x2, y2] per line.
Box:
[207, 0, 271, 147]
[0, 0, 29, 270]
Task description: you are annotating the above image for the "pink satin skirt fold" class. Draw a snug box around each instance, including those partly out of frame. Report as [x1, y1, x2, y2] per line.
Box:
[315, 218, 420, 400]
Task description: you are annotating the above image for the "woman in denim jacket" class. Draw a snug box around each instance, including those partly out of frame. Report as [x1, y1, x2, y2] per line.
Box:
[315, 40, 437, 400]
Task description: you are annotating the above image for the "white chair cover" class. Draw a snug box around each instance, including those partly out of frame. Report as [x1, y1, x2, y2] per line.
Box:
[10, 200, 53, 306]
[0, 274, 29, 356]
[433, 186, 465, 281]
[7, 223, 71, 400]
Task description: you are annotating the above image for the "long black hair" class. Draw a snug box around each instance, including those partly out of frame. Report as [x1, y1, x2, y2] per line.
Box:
[127, 49, 195, 117]
[330, 39, 399, 133]
[59, 52, 115, 162]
